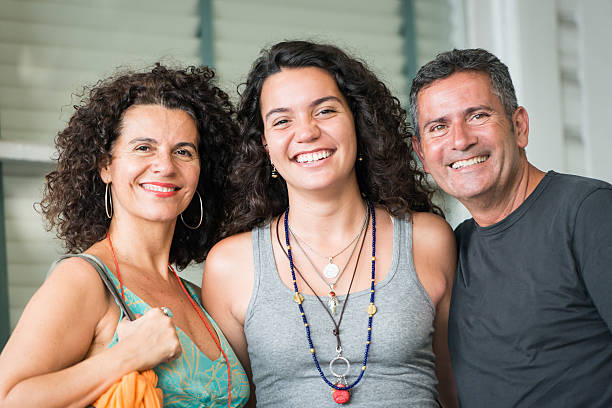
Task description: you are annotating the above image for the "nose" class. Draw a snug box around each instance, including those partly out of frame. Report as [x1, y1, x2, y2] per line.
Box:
[294, 117, 321, 143]
[151, 150, 176, 174]
[452, 122, 477, 151]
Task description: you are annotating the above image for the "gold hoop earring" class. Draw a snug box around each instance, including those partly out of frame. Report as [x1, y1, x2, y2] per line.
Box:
[271, 164, 279, 179]
[180, 190, 203, 230]
[105, 183, 113, 219]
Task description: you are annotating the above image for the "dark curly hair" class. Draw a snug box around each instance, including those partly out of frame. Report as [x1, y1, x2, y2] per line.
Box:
[223, 40, 441, 237]
[39, 63, 239, 269]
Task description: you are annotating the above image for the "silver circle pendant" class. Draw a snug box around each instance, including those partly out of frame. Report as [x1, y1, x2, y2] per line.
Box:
[330, 355, 351, 378]
[323, 262, 340, 279]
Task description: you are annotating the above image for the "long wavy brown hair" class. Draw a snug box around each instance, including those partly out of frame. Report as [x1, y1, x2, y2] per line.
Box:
[223, 40, 442, 237]
[39, 64, 239, 269]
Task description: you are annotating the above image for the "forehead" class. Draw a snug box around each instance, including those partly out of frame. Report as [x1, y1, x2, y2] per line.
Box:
[260, 67, 346, 111]
[121, 105, 197, 135]
[416, 71, 502, 118]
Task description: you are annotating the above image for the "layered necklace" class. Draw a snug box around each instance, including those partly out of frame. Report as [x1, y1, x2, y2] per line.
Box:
[282, 201, 377, 404]
[106, 232, 232, 408]
[288, 205, 369, 315]
[288, 208, 368, 280]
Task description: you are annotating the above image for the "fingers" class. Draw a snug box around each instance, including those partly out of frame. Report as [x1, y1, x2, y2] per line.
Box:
[142, 308, 182, 363]
[166, 342, 183, 363]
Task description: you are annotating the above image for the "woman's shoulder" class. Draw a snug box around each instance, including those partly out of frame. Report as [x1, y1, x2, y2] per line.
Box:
[411, 212, 454, 245]
[48, 252, 106, 291]
[205, 230, 254, 276]
[48, 240, 116, 299]
[409, 212, 456, 306]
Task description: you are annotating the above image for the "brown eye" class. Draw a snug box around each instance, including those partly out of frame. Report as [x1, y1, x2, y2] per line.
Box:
[273, 119, 289, 127]
[471, 112, 490, 122]
[318, 108, 337, 115]
[174, 147, 197, 161]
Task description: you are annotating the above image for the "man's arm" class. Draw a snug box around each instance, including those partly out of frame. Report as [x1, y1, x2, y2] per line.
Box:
[573, 187, 612, 331]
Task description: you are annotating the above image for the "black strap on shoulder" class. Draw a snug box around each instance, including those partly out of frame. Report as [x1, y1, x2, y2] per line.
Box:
[56, 254, 136, 321]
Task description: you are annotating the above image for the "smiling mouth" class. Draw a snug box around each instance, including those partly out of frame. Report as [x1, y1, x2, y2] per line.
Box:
[141, 183, 179, 193]
[450, 155, 489, 169]
[295, 150, 332, 163]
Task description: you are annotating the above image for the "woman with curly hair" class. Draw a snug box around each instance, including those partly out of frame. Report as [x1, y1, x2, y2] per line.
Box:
[0, 64, 250, 407]
[202, 41, 458, 407]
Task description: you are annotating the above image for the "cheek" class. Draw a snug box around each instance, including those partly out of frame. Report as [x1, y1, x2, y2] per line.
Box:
[421, 140, 444, 164]
[265, 139, 287, 161]
[187, 164, 201, 186]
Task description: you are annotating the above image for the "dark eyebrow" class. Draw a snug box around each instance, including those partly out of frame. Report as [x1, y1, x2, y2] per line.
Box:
[264, 107, 289, 122]
[128, 137, 157, 145]
[263, 96, 343, 122]
[422, 116, 448, 131]
[175, 142, 197, 151]
[465, 105, 493, 115]
[310, 96, 342, 107]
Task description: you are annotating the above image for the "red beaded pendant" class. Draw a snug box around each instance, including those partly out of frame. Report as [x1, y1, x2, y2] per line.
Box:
[332, 384, 350, 404]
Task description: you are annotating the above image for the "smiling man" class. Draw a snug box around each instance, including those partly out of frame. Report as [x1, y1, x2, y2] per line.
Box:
[410, 48, 612, 407]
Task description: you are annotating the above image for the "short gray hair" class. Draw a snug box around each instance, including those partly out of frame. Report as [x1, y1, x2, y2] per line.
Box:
[409, 48, 518, 140]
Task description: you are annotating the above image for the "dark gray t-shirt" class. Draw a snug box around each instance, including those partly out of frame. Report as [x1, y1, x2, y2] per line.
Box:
[450, 171, 612, 407]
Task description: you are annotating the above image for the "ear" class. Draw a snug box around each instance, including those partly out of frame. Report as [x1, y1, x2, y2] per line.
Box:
[513, 106, 529, 149]
[412, 136, 429, 173]
[99, 161, 111, 184]
[261, 135, 269, 154]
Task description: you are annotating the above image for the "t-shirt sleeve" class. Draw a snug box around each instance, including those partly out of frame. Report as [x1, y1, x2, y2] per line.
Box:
[573, 187, 612, 332]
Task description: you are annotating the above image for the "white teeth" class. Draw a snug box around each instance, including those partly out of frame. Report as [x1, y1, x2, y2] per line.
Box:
[451, 155, 488, 169]
[296, 150, 332, 163]
[142, 184, 175, 192]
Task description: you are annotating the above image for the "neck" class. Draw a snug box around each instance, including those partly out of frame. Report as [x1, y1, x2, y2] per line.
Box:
[106, 214, 176, 278]
[286, 177, 367, 249]
[465, 159, 545, 227]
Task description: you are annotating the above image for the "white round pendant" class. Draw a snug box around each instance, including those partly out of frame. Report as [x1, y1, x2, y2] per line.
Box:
[323, 262, 340, 279]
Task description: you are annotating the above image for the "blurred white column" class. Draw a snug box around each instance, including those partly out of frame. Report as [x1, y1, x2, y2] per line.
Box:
[579, 0, 612, 183]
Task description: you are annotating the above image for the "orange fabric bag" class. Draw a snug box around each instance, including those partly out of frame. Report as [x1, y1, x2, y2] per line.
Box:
[92, 370, 163, 408]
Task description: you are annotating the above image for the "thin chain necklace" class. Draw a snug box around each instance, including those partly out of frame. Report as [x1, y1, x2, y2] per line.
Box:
[288, 205, 368, 279]
[288, 207, 367, 314]
[283, 201, 377, 404]
[276, 212, 367, 348]
[106, 232, 232, 408]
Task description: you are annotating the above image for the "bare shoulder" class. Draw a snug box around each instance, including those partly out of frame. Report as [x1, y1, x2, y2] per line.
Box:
[37, 255, 111, 329]
[45, 256, 108, 305]
[202, 231, 255, 320]
[411, 212, 455, 248]
[204, 231, 254, 279]
[411, 212, 457, 305]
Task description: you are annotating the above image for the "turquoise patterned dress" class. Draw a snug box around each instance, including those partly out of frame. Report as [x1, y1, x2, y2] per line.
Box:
[101, 260, 250, 407]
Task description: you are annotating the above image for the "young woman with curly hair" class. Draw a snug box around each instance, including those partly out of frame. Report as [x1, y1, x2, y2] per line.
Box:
[202, 41, 458, 407]
[0, 64, 250, 407]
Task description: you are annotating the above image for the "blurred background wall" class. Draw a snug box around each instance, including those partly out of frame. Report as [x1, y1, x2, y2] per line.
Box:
[0, 0, 610, 346]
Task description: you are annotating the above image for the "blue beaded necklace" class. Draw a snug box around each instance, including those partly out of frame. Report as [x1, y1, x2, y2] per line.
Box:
[283, 200, 376, 396]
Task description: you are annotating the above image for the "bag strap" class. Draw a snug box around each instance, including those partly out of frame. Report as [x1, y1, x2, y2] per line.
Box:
[56, 254, 136, 321]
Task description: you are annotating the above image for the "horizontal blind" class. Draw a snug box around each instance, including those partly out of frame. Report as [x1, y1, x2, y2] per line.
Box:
[413, 0, 454, 68]
[557, 0, 584, 175]
[212, 0, 408, 104]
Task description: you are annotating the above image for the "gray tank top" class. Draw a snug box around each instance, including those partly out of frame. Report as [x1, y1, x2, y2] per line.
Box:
[245, 217, 439, 407]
